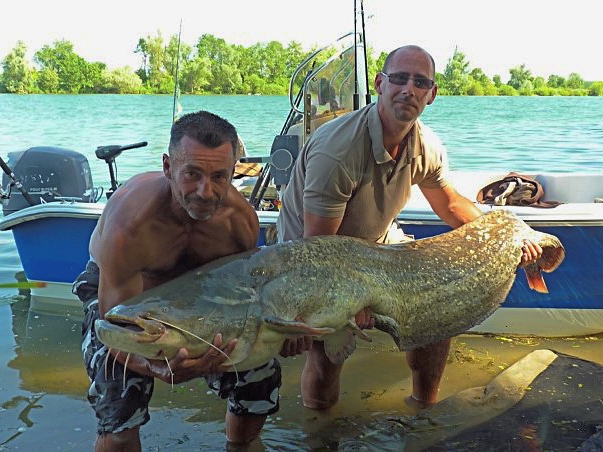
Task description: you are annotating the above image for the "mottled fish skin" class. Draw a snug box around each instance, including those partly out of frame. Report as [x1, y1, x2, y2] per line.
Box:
[96, 209, 565, 370]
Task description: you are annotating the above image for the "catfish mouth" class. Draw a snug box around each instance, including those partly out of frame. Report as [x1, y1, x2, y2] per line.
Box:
[102, 313, 167, 343]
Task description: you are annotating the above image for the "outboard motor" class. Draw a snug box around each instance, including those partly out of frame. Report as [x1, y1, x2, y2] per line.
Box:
[2, 146, 95, 215]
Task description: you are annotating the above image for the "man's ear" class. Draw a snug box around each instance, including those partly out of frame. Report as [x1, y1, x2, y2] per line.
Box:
[374, 72, 384, 95]
[427, 84, 438, 105]
[162, 154, 172, 179]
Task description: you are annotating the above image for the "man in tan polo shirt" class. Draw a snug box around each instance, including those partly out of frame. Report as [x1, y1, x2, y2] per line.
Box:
[277, 45, 542, 411]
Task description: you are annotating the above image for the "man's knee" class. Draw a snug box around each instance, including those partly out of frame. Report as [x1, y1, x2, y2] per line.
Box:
[96, 427, 141, 451]
[225, 413, 266, 444]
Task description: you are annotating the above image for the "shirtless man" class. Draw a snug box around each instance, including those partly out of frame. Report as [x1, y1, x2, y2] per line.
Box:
[73, 111, 280, 451]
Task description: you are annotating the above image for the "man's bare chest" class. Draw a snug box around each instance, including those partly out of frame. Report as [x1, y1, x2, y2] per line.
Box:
[141, 229, 235, 286]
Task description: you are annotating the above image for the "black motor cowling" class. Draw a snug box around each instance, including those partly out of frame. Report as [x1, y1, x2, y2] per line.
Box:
[2, 146, 94, 215]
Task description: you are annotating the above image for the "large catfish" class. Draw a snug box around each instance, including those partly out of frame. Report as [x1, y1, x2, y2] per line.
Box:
[95, 209, 565, 371]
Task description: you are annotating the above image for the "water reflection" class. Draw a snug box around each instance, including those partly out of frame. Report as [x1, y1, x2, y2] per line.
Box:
[8, 296, 87, 396]
[1, 291, 602, 450]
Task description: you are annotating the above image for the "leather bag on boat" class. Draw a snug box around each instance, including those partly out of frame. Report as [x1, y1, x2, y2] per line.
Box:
[476, 172, 562, 208]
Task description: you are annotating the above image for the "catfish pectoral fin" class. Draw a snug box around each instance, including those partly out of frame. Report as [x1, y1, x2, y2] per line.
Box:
[224, 338, 256, 366]
[323, 328, 357, 365]
[262, 316, 335, 337]
[523, 263, 549, 294]
[373, 313, 404, 351]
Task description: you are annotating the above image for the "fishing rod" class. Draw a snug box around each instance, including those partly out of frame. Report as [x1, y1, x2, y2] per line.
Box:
[172, 19, 183, 123]
[0, 155, 36, 206]
[360, 0, 372, 105]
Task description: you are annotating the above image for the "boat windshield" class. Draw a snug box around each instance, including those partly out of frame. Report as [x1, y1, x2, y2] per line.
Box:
[286, 34, 369, 145]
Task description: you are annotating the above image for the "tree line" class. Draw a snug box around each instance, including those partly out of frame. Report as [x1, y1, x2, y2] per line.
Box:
[1, 33, 602, 96]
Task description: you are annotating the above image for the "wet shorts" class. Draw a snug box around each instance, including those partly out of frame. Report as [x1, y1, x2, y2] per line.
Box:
[73, 261, 282, 435]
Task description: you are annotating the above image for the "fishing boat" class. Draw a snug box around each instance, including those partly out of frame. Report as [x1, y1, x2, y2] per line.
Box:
[1, 1, 602, 337]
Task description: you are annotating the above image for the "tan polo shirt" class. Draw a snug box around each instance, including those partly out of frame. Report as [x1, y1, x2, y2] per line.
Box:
[277, 101, 450, 242]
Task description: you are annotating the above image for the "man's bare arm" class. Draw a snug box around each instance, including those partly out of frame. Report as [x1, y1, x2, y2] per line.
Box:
[420, 184, 481, 229]
[420, 184, 542, 262]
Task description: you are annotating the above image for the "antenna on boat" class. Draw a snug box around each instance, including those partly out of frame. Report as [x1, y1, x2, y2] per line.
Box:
[353, 0, 359, 110]
[353, 0, 371, 109]
[360, 0, 372, 105]
[172, 19, 183, 123]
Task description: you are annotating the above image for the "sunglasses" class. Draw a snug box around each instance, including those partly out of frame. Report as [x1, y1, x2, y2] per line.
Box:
[380, 72, 435, 90]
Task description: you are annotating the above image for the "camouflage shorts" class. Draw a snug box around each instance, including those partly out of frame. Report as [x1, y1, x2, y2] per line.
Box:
[206, 358, 281, 417]
[82, 298, 154, 434]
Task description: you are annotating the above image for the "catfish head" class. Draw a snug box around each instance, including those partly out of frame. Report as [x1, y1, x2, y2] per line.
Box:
[95, 293, 261, 362]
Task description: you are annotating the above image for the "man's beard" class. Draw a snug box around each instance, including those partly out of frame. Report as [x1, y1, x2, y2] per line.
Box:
[183, 194, 220, 222]
[185, 207, 213, 222]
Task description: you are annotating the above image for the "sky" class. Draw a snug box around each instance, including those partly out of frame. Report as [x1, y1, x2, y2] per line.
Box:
[1, 0, 601, 82]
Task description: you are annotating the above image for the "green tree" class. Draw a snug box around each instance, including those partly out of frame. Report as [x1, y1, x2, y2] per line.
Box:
[497, 84, 518, 96]
[284, 41, 305, 76]
[135, 32, 172, 93]
[99, 67, 142, 93]
[434, 73, 449, 94]
[81, 61, 106, 93]
[243, 73, 266, 95]
[262, 41, 289, 89]
[36, 67, 59, 93]
[532, 76, 556, 96]
[518, 79, 534, 96]
[466, 80, 484, 96]
[196, 34, 240, 93]
[566, 72, 584, 89]
[588, 82, 603, 96]
[212, 63, 242, 94]
[468, 68, 497, 95]
[1, 41, 35, 93]
[235, 44, 263, 93]
[547, 74, 566, 88]
[134, 38, 150, 84]
[165, 34, 192, 83]
[507, 64, 532, 90]
[180, 57, 212, 93]
[442, 47, 471, 95]
[375, 51, 387, 72]
[34, 40, 93, 93]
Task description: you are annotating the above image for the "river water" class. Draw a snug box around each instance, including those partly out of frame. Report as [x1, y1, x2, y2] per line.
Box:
[0, 94, 602, 450]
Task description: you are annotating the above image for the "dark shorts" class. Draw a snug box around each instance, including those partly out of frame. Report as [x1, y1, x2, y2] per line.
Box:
[73, 261, 282, 435]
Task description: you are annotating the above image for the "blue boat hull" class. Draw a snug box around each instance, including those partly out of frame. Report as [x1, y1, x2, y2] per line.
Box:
[12, 216, 97, 284]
